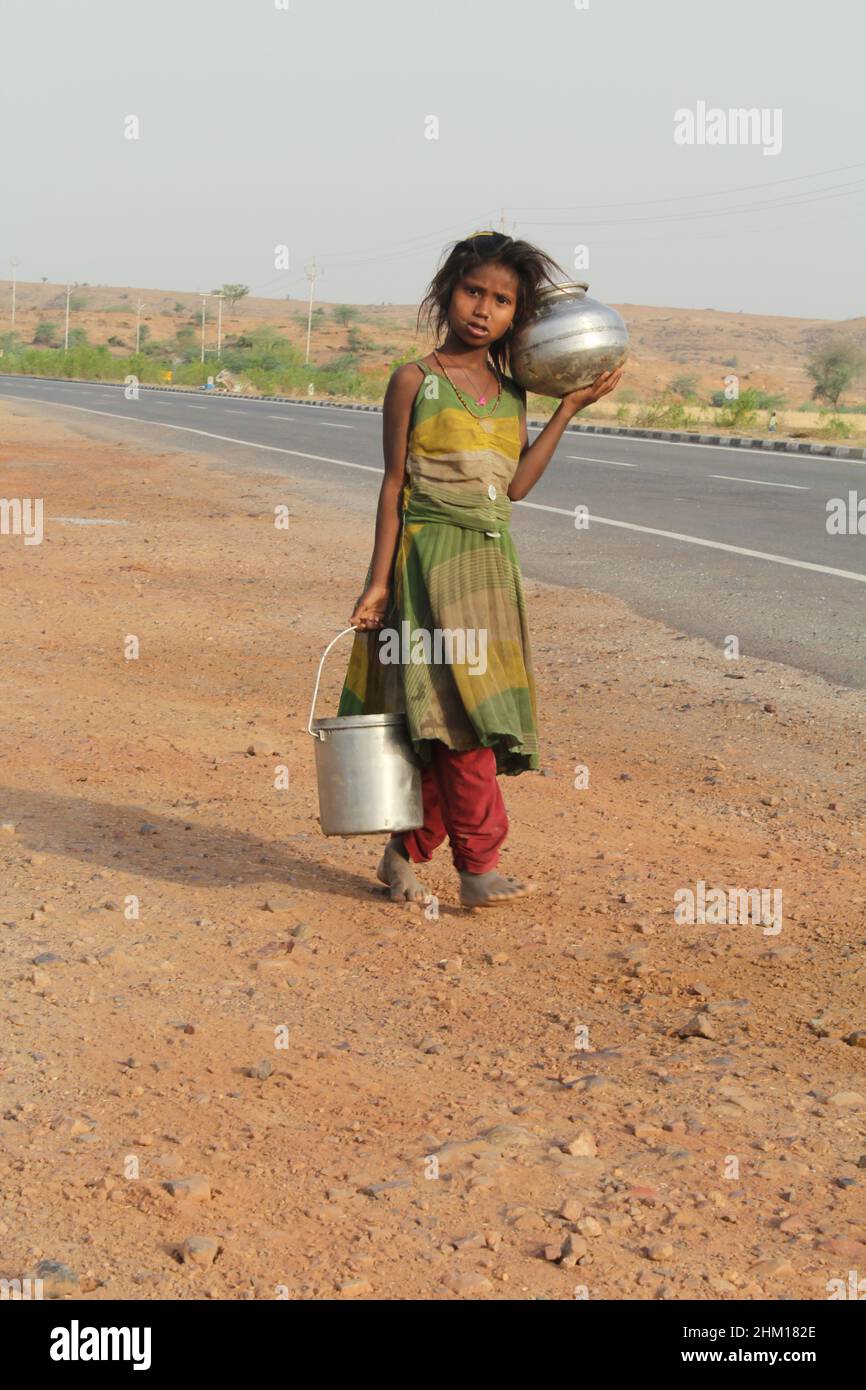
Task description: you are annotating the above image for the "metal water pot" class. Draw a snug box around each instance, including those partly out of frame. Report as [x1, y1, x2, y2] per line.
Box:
[307, 627, 423, 837]
[510, 282, 629, 398]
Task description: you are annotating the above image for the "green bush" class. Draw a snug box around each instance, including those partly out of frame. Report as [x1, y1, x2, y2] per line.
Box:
[717, 388, 762, 430]
[387, 349, 421, 371]
[819, 411, 853, 439]
[0, 329, 389, 405]
[34, 320, 59, 346]
[712, 387, 783, 411]
[635, 394, 695, 429]
[669, 374, 699, 400]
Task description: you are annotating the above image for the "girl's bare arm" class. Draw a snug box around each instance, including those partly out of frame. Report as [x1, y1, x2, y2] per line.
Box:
[349, 364, 420, 629]
[508, 367, 623, 501]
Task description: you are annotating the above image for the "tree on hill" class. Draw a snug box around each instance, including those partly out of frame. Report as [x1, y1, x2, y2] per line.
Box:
[214, 284, 249, 310]
[332, 304, 360, 326]
[807, 336, 866, 410]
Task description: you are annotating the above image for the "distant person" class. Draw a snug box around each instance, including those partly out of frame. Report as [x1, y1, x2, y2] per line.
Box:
[338, 230, 622, 908]
[768, 409, 778, 433]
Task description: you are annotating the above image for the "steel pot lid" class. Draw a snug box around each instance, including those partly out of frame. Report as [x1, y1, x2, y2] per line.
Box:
[536, 280, 590, 305]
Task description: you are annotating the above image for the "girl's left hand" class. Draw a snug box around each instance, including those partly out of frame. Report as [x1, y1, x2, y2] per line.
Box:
[560, 366, 624, 417]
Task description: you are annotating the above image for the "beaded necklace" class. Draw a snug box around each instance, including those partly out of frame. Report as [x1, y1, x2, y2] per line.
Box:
[432, 350, 502, 420]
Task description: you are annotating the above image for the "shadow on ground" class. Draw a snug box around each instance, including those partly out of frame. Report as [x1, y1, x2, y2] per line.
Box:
[0, 786, 374, 902]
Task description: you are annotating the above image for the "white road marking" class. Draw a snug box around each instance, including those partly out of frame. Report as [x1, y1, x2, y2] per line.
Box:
[561, 431, 865, 464]
[316, 421, 353, 428]
[567, 455, 638, 468]
[3, 381, 863, 468]
[185, 404, 206, 410]
[268, 415, 296, 421]
[4, 392, 865, 585]
[519, 499, 865, 583]
[710, 474, 809, 490]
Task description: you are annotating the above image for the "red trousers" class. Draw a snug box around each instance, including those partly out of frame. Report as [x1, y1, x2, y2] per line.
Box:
[401, 742, 508, 874]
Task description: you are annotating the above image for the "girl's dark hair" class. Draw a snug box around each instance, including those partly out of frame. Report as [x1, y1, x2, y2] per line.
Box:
[417, 230, 567, 376]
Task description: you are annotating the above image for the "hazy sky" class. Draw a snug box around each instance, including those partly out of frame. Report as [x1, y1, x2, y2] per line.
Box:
[2, 0, 864, 319]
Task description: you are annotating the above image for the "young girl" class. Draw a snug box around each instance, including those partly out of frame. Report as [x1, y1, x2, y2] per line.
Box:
[338, 230, 622, 908]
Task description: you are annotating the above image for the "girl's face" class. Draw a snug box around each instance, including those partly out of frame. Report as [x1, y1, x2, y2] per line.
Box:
[448, 261, 520, 348]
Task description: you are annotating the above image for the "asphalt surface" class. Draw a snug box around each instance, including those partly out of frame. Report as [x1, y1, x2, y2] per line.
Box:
[2, 374, 864, 689]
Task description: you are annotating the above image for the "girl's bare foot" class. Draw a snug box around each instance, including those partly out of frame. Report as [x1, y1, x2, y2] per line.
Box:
[459, 868, 534, 909]
[376, 837, 429, 904]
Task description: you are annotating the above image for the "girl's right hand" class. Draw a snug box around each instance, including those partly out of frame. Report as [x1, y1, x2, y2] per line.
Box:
[349, 582, 390, 631]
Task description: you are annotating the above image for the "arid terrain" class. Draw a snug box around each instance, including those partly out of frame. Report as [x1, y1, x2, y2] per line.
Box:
[1, 401, 864, 1301]
[3, 278, 866, 417]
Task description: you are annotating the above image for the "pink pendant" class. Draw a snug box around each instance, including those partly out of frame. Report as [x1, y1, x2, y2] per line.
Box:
[478, 395, 487, 406]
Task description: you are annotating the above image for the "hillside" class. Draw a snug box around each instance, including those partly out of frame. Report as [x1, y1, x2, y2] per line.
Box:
[2, 279, 865, 411]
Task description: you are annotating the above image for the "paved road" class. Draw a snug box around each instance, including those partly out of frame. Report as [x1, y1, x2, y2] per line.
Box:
[2, 374, 864, 689]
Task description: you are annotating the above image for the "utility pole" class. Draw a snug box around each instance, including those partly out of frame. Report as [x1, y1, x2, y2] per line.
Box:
[10, 258, 19, 326]
[199, 293, 208, 363]
[135, 299, 146, 354]
[214, 291, 225, 359]
[304, 258, 321, 366]
[64, 284, 72, 350]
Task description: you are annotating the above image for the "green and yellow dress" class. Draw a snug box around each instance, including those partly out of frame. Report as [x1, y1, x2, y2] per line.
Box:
[337, 363, 539, 775]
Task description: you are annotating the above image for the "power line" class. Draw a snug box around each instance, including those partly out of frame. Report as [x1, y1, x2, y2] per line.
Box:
[509, 160, 866, 214]
[520, 180, 866, 229]
[239, 170, 863, 298]
[312, 213, 490, 265]
[547, 205, 866, 248]
[241, 213, 491, 296]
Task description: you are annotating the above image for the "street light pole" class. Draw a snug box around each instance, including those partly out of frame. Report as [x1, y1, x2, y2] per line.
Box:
[304, 258, 320, 366]
[215, 291, 224, 359]
[64, 284, 72, 350]
[10, 258, 19, 326]
[135, 299, 146, 354]
[200, 293, 208, 364]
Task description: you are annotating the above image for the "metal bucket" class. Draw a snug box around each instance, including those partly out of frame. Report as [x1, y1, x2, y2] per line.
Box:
[307, 627, 423, 837]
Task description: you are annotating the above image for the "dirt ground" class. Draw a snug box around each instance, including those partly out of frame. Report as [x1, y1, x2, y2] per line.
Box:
[1, 402, 864, 1302]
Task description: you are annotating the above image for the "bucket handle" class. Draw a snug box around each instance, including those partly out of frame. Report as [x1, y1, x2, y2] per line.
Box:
[307, 625, 359, 739]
